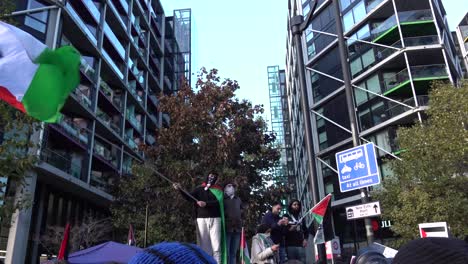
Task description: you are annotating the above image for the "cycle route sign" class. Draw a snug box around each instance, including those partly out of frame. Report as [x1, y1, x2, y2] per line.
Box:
[335, 142, 380, 192]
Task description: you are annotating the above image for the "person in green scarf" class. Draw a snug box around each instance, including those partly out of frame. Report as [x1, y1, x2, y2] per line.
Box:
[174, 172, 227, 264]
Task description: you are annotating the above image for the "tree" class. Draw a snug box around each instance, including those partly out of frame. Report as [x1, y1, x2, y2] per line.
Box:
[376, 81, 468, 245]
[111, 68, 285, 245]
[38, 216, 112, 255]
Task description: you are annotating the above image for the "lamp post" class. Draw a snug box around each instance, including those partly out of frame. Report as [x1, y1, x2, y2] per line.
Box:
[332, 0, 374, 244]
[289, 1, 327, 262]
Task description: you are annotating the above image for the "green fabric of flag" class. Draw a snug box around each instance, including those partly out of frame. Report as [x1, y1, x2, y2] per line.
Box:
[209, 187, 228, 264]
[22, 46, 81, 122]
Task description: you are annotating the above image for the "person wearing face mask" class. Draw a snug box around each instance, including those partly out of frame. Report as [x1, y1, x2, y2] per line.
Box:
[223, 183, 244, 264]
[173, 172, 227, 264]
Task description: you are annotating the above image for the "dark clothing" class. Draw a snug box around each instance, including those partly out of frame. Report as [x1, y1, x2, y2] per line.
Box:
[284, 213, 309, 247]
[180, 186, 221, 218]
[261, 212, 286, 245]
[224, 196, 243, 232]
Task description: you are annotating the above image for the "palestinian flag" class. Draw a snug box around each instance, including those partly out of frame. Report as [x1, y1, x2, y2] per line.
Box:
[240, 227, 251, 264]
[0, 21, 81, 123]
[310, 193, 332, 224]
[208, 185, 227, 264]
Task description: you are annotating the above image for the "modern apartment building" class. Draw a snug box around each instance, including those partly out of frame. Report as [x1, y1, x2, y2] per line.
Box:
[267, 66, 296, 203]
[1, 0, 190, 263]
[455, 12, 468, 77]
[285, 0, 462, 252]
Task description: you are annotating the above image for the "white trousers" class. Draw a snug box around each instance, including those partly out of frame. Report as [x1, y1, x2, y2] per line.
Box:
[196, 217, 221, 264]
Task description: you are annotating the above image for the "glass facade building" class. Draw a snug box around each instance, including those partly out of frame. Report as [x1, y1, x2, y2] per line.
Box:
[268, 66, 296, 203]
[286, 0, 462, 253]
[1, 0, 190, 262]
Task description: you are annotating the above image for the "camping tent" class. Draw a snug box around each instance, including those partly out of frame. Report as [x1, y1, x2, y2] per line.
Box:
[42, 241, 142, 264]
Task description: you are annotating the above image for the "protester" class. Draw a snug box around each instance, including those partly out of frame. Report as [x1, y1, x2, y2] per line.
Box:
[393, 237, 468, 264]
[284, 200, 308, 263]
[251, 223, 280, 264]
[128, 242, 217, 264]
[261, 202, 289, 263]
[223, 183, 243, 264]
[173, 172, 226, 264]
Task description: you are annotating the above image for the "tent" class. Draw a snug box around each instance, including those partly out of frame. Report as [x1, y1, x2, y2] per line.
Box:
[42, 241, 142, 264]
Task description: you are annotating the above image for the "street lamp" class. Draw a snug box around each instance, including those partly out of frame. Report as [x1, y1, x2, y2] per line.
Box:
[289, 1, 327, 262]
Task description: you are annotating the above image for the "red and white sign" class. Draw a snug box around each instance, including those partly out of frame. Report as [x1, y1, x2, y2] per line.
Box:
[419, 222, 449, 238]
[315, 237, 341, 260]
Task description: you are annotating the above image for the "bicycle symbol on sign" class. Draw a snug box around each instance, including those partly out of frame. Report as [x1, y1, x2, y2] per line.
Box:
[354, 162, 365, 170]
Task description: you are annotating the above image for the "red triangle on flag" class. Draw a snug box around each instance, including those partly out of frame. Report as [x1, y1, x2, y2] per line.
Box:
[421, 228, 428, 238]
[311, 194, 332, 217]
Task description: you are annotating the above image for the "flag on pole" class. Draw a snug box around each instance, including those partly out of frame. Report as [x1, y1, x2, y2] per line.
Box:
[240, 227, 251, 264]
[0, 21, 81, 122]
[310, 193, 332, 224]
[128, 224, 136, 246]
[57, 223, 71, 261]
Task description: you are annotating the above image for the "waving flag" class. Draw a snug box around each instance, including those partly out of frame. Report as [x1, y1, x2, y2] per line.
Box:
[128, 224, 136, 246]
[240, 227, 251, 264]
[57, 223, 71, 261]
[310, 194, 332, 224]
[0, 21, 80, 122]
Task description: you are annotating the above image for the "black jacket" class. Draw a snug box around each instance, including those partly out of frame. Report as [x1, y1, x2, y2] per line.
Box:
[181, 186, 221, 218]
[284, 213, 309, 247]
[224, 196, 243, 232]
[261, 212, 287, 245]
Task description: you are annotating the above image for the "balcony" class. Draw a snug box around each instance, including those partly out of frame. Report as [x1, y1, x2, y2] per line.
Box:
[72, 84, 93, 110]
[382, 64, 448, 97]
[40, 148, 85, 181]
[126, 111, 142, 133]
[372, 10, 435, 44]
[96, 108, 121, 135]
[99, 80, 122, 112]
[93, 141, 118, 169]
[56, 117, 89, 146]
[359, 95, 429, 131]
[80, 57, 97, 83]
[64, 3, 98, 46]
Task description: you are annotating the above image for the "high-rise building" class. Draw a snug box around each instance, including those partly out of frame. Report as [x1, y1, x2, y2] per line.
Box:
[454, 12, 468, 77]
[285, 0, 462, 252]
[1, 1, 190, 263]
[267, 66, 296, 204]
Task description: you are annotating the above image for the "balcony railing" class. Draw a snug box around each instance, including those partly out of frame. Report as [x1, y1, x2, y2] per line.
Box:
[73, 85, 93, 109]
[371, 9, 433, 41]
[386, 95, 429, 117]
[40, 148, 84, 180]
[96, 108, 121, 134]
[58, 118, 89, 145]
[93, 142, 118, 168]
[80, 57, 96, 82]
[126, 111, 142, 132]
[381, 64, 448, 94]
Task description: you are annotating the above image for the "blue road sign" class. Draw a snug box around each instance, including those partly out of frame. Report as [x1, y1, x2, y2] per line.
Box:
[335, 142, 380, 192]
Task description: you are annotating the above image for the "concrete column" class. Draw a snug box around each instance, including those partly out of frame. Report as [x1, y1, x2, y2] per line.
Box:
[5, 171, 38, 264]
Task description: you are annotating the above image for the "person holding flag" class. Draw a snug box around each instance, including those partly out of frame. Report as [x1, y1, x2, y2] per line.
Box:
[173, 172, 227, 264]
[284, 200, 309, 263]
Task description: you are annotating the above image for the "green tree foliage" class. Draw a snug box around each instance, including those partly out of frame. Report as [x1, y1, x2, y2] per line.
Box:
[377, 81, 468, 245]
[112, 69, 285, 245]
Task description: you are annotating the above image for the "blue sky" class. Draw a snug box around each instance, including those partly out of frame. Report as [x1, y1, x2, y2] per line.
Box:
[162, 0, 466, 124]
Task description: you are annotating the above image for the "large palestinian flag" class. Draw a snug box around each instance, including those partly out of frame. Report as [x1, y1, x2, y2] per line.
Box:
[0, 21, 81, 122]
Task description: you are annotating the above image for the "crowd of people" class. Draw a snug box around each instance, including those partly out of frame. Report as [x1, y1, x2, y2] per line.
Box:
[173, 172, 310, 264]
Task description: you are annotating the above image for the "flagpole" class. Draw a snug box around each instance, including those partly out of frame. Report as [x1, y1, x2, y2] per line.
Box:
[148, 167, 199, 202]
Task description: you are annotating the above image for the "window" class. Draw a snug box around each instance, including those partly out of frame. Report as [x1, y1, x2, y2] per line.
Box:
[25, 0, 48, 33]
[354, 74, 380, 105]
[340, 0, 352, 10]
[350, 49, 375, 77]
[343, 0, 367, 32]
